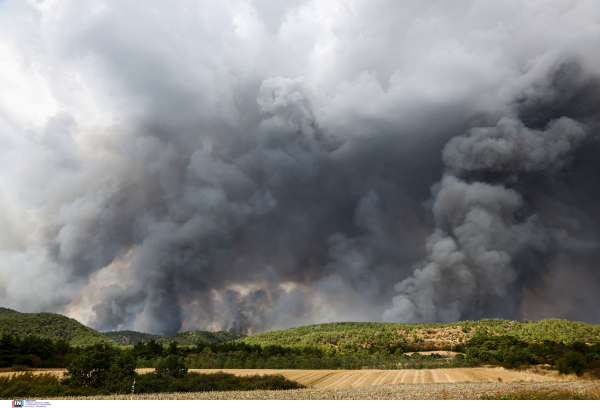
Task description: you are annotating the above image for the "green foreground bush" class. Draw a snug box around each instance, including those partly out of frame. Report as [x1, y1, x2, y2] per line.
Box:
[0, 371, 304, 398]
[134, 372, 304, 394]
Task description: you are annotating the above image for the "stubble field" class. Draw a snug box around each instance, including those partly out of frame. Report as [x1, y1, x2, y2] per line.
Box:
[186, 367, 561, 388]
[6, 367, 597, 399]
[0, 367, 565, 386]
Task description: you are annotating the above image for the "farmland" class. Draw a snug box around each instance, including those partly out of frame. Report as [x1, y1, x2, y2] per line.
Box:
[186, 367, 561, 387]
[56, 381, 600, 400]
[0, 367, 565, 386]
[2, 367, 598, 399]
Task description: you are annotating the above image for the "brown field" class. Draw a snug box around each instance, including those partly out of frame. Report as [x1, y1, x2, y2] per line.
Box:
[56, 381, 600, 400]
[0, 367, 565, 386]
[2, 368, 597, 400]
[187, 367, 563, 388]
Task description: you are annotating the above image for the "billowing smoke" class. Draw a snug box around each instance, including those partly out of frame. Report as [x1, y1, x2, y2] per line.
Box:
[384, 117, 587, 323]
[1, 1, 600, 334]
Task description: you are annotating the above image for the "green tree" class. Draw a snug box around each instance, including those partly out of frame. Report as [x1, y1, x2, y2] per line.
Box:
[167, 341, 179, 356]
[146, 339, 165, 358]
[557, 351, 587, 376]
[156, 355, 187, 378]
[63, 352, 110, 387]
[62, 344, 124, 388]
[109, 353, 136, 381]
[0, 333, 17, 367]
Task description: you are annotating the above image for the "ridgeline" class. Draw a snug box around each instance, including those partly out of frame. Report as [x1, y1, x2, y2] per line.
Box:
[100, 330, 162, 346]
[2, 306, 599, 353]
[237, 319, 600, 352]
[0, 308, 114, 347]
[103, 329, 245, 346]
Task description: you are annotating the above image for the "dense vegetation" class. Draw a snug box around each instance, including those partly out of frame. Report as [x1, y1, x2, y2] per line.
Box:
[465, 335, 600, 375]
[0, 371, 303, 398]
[104, 329, 245, 346]
[1, 308, 599, 381]
[101, 330, 162, 346]
[238, 319, 600, 352]
[0, 344, 304, 399]
[0, 308, 113, 347]
[107, 337, 469, 370]
[184, 343, 469, 370]
[0, 333, 79, 368]
[5, 333, 592, 374]
[157, 330, 245, 346]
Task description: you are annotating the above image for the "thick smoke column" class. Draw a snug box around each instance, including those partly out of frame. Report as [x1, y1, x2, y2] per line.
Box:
[384, 117, 587, 323]
[1, 1, 600, 333]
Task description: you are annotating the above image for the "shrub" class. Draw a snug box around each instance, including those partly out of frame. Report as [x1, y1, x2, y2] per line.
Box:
[155, 355, 188, 378]
[62, 353, 109, 388]
[0, 372, 64, 399]
[557, 351, 587, 376]
[61, 347, 135, 388]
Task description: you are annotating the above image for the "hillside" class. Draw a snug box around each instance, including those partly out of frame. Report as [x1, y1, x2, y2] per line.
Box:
[104, 329, 245, 346]
[0, 307, 114, 347]
[158, 330, 245, 346]
[101, 330, 163, 346]
[238, 319, 600, 351]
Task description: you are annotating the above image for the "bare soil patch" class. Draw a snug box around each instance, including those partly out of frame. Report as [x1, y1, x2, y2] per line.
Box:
[404, 351, 462, 357]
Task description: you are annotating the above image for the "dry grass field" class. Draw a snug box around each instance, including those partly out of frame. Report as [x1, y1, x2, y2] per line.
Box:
[2, 368, 597, 400]
[187, 367, 564, 388]
[56, 381, 600, 400]
[0, 367, 566, 386]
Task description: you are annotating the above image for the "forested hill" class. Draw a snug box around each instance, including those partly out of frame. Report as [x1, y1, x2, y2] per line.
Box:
[238, 319, 600, 351]
[158, 330, 245, 346]
[0, 308, 114, 347]
[103, 329, 245, 346]
[101, 330, 163, 345]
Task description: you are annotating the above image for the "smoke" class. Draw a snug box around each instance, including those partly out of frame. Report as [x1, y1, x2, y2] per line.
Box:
[384, 116, 587, 323]
[1, 1, 600, 333]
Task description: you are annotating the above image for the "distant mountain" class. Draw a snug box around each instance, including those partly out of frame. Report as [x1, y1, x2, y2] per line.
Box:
[103, 329, 245, 346]
[0, 307, 114, 347]
[0, 307, 245, 348]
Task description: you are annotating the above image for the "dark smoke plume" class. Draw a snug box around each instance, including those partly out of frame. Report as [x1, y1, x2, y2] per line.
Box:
[1, 1, 600, 334]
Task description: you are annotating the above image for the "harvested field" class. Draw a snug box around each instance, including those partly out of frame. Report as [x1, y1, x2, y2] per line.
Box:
[0, 369, 67, 378]
[55, 381, 600, 400]
[187, 368, 562, 388]
[0, 368, 157, 379]
[0, 367, 563, 386]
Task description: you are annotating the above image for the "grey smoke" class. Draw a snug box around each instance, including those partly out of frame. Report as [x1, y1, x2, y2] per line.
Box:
[443, 117, 587, 174]
[383, 116, 587, 323]
[1, 1, 600, 334]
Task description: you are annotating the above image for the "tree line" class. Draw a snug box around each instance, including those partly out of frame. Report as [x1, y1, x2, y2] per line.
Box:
[1, 332, 599, 377]
[1, 343, 303, 398]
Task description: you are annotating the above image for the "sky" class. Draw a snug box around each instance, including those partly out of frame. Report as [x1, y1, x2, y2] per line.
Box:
[1, 0, 600, 335]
